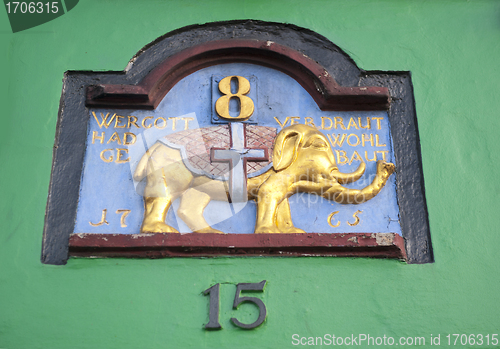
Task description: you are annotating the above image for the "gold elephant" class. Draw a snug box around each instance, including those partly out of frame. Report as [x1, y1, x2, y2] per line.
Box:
[133, 124, 395, 234]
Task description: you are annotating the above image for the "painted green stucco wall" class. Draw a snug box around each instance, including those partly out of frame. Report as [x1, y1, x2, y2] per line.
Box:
[1, 1, 499, 348]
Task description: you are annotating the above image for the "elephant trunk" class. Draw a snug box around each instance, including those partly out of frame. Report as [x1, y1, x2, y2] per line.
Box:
[324, 161, 395, 204]
[330, 162, 366, 184]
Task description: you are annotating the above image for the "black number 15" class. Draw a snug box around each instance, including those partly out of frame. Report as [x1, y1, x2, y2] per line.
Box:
[203, 280, 267, 330]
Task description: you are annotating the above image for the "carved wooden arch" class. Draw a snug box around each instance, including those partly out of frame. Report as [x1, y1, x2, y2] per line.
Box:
[86, 39, 390, 111]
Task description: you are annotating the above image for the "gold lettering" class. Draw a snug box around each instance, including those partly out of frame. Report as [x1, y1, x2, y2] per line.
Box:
[123, 132, 136, 145]
[116, 209, 131, 228]
[347, 210, 362, 226]
[365, 151, 377, 162]
[334, 117, 346, 130]
[321, 117, 333, 130]
[346, 117, 359, 130]
[155, 117, 167, 129]
[349, 151, 364, 165]
[100, 149, 114, 163]
[127, 115, 140, 128]
[347, 134, 360, 147]
[362, 134, 374, 147]
[89, 209, 109, 227]
[169, 117, 181, 130]
[215, 76, 254, 120]
[290, 116, 300, 125]
[327, 211, 340, 228]
[142, 116, 153, 129]
[376, 150, 389, 161]
[181, 117, 194, 130]
[107, 132, 122, 145]
[327, 134, 347, 147]
[114, 115, 126, 128]
[92, 112, 116, 129]
[335, 150, 348, 165]
[359, 117, 371, 129]
[375, 134, 386, 147]
[92, 131, 105, 144]
[304, 117, 316, 128]
[274, 116, 292, 128]
[372, 117, 383, 130]
[116, 148, 129, 163]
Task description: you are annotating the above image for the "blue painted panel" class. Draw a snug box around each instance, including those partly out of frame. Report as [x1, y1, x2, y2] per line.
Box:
[74, 63, 401, 236]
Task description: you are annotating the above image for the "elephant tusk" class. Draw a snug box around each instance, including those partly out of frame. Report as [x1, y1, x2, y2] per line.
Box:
[330, 162, 366, 184]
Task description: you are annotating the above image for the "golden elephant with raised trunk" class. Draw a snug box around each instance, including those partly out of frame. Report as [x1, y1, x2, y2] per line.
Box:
[133, 124, 395, 234]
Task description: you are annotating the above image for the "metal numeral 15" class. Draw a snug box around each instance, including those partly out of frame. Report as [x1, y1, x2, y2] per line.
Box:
[203, 280, 267, 330]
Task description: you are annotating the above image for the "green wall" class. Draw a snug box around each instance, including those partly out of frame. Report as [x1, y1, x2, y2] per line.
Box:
[1, 1, 499, 348]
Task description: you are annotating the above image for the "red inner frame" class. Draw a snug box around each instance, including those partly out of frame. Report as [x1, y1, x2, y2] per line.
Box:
[70, 233, 406, 259]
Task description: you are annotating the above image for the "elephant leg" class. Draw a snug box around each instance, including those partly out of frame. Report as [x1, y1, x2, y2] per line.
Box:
[177, 188, 224, 234]
[276, 199, 306, 234]
[254, 177, 288, 234]
[141, 196, 179, 233]
[140, 147, 194, 233]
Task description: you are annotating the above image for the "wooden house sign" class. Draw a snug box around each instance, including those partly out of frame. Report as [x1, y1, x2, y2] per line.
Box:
[42, 21, 432, 265]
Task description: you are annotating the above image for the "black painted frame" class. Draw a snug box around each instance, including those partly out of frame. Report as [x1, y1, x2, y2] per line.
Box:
[42, 20, 432, 265]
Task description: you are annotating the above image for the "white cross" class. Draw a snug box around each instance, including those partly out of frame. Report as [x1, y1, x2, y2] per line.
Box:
[211, 123, 268, 202]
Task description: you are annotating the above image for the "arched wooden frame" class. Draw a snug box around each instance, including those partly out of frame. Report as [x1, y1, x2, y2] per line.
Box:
[86, 39, 390, 111]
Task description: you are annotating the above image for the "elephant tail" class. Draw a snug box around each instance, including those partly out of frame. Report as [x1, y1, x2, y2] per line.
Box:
[133, 142, 163, 182]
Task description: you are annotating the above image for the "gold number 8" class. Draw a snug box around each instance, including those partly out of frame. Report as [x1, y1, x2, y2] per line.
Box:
[215, 76, 254, 121]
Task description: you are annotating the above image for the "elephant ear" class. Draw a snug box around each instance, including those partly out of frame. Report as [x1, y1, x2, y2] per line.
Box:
[273, 128, 302, 171]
